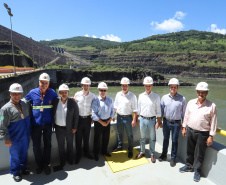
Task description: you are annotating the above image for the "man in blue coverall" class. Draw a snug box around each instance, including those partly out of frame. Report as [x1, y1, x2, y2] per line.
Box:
[0, 83, 31, 182]
[25, 73, 58, 175]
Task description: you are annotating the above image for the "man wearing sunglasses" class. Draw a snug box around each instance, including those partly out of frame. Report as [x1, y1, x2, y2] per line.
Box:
[113, 77, 138, 158]
[91, 82, 114, 161]
[159, 78, 186, 167]
[179, 82, 217, 182]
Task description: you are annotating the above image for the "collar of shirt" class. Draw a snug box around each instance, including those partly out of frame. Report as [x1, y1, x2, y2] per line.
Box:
[195, 98, 207, 107]
[120, 91, 130, 96]
[168, 93, 178, 99]
[98, 95, 107, 101]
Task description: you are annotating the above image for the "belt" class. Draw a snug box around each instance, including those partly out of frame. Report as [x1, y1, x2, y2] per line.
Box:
[141, 115, 156, 120]
[101, 118, 110, 121]
[117, 114, 132, 118]
[164, 118, 181, 123]
[79, 115, 91, 119]
[188, 127, 209, 133]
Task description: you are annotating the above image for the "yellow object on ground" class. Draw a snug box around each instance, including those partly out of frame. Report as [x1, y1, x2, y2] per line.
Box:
[104, 148, 150, 173]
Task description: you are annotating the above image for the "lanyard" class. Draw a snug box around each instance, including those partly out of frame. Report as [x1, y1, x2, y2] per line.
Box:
[10, 101, 24, 119]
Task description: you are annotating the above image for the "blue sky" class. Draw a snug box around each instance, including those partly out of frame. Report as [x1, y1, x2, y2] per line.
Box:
[1, 0, 226, 42]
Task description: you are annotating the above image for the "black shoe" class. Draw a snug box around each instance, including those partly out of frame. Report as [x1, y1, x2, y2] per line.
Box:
[128, 151, 133, 158]
[44, 165, 51, 175]
[13, 174, 22, 182]
[103, 152, 111, 157]
[158, 154, 167, 162]
[21, 168, 30, 175]
[94, 155, 99, 161]
[84, 153, 94, 160]
[113, 147, 123, 152]
[36, 166, 43, 174]
[170, 158, 176, 167]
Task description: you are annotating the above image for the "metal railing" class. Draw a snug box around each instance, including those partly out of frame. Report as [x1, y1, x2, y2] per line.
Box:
[216, 128, 226, 137]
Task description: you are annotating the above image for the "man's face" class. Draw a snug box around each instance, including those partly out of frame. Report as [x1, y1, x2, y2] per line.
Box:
[196, 90, 208, 101]
[59, 90, 68, 101]
[121, 84, 129, 92]
[39, 80, 49, 91]
[99, 89, 107, 98]
[10, 93, 22, 103]
[144, 84, 153, 92]
[82, 84, 90, 92]
[169, 85, 178, 95]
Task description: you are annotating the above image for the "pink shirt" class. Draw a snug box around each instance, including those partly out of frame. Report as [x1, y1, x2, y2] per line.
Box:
[183, 98, 217, 136]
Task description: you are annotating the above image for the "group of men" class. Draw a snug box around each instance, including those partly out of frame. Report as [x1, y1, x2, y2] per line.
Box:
[0, 72, 217, 183]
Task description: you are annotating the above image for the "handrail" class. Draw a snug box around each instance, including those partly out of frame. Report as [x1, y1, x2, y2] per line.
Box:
[216, 128, 226, 137]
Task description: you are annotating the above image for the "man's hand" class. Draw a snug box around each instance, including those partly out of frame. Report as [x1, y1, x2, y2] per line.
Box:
[70, 97, 75, 101]
[72, 129, 76, 133]
[206, 136, 213, 146]
[155, 121, 162, 129]
[5, 139, 12, 147]
[131, 120, 136, 127]
[182, 127, 186, 137]
[112, 117, 115, 122]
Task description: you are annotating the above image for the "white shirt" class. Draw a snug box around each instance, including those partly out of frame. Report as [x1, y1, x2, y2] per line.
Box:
[74, 91, 95, 116]
[55, 98, 68, 126]
[114, 91, 137, 115]
[138, 91, 161, 117]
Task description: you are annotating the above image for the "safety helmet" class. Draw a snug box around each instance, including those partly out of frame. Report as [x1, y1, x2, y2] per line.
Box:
[120, 77, 130, 85]
[196, 82, 209, 91]
[59, 84, 70, 92]
[143, 76, 153, 85]
[39, 73, 50, 81]
[98, 82, 108, 89]
[81, 77, 91, 85]
[168, 78, 180, 86]
[9, 83, 23, 93]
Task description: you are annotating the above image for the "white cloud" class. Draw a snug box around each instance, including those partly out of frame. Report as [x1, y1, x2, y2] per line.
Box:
[84, 34, 89, 37]
[100, 34, 121, 42]
[92, 35, 97, 38]
[151, 11, 186, 32]
[210, 24, 226, 34]
[174, 11, 186, 20]
[45, 39, 51, 41]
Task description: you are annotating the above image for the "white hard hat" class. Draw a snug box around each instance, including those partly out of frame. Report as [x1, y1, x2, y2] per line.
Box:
[168, 78, 180, 85]
[9, 83, 23, 93]
[120, 77, 130, 84]
[196, 82, 209, 91]
[59, 84, 70, 92]
[39, 73, 50, 81]
[81, 77, 91, 85]
[143, 76, 153, 84]
[98, 82, 108, 89]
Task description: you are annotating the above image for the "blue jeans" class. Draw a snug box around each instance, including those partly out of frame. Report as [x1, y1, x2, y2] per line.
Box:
[31, 124, 52, 166]
[162, 120, 181, 158]
[139, 117, 156, 155]
[116, 115, 133, 152]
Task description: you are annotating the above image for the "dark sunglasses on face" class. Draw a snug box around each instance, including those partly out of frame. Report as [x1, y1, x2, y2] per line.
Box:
[99, 90, 107, 92]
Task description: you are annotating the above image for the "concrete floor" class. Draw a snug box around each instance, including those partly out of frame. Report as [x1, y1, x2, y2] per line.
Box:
[0, 143, 215, 185]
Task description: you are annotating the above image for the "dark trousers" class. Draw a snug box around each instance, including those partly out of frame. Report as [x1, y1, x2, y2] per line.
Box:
[55, 125, 74, 165]
[162, 119, 181, 158]
[186, 127, 209, 173]
[93, 120, 110, 156]
[75, 116, 92, 157]
[31, 124, 52, 167]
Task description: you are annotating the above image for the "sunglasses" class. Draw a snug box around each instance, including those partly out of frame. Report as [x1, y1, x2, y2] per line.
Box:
[99, 90, 107, 92]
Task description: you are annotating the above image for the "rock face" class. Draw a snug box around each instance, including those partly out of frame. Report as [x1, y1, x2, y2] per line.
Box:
[0, 25, 56, 67]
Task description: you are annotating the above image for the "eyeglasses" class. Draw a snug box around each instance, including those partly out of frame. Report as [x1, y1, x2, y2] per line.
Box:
[99, 90, 107, 92]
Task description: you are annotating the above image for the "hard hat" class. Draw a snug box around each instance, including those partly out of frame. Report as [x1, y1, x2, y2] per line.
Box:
[81, 77, 91, 85]
[98, 82, 108, 89]
[143, 76, 153, 85]
[168, 78, 180, 85]
[196, 82, 209, 91]
[120, 77, 130, 84]
[59, 84, 69, 92]
[9, 83, 23, 93]
[39, 73, 50, 81]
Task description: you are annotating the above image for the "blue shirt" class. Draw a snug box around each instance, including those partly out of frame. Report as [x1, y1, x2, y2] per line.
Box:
[91, 96, 114, 121]
[160, 93, 187, 122]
